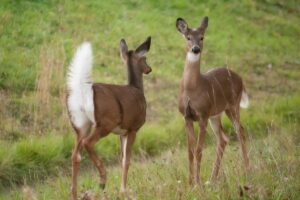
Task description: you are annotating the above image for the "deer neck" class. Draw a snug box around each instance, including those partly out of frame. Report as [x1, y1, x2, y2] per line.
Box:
[183, 52, 202, 90]
[127, 60, 144, 93]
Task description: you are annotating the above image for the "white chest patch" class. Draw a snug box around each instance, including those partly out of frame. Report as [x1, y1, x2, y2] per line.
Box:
[187, 52, 200, 63]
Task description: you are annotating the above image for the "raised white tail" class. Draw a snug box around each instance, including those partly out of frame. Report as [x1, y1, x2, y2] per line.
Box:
[240, 90, 249, 109]
[67, 42, 95, 128]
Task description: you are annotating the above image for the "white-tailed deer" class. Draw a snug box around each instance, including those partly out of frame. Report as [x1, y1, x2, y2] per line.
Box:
[67, 37, 152, 200]
[176, 17, 250, 186]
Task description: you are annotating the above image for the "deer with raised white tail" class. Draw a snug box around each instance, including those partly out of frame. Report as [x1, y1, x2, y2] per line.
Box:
[176, 17, 250, 186]
[67, 37, 152, 200]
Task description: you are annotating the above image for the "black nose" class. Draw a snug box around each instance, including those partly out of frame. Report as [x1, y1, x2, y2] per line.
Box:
[192, 46, 200, 54]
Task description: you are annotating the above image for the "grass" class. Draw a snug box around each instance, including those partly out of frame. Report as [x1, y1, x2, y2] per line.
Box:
[1, 123, 299, 199]
[0, 95, 299, 199]
[0, 0, 299, 199]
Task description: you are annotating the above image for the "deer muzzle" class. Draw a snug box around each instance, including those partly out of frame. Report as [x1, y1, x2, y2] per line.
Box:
[191, 46, 200, 54]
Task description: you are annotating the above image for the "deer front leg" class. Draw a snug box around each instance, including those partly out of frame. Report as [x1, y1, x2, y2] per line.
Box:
[194, 118, 208, 186]
[120, 136, 124, 167]
[185, 119, 196, 185]
[120, 132, 136, 193]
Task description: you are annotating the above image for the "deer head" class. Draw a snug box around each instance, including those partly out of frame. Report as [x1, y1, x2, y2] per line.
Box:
[176, 17, 208, 56]
[120, 37, 152, 75]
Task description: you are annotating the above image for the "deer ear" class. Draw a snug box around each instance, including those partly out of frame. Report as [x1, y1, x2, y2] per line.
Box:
[135, 36, 151, 57]
[199, 16, 208, 31]
[120, 39, 128, 61]
[176, 18, 188, 35]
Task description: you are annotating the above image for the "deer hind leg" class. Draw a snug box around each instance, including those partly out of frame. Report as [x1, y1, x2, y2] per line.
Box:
[185, 119, 196, 185]
[225, 107, 250, 171]
[83, 126, 108, 190]
[209, 114, 229, 182]
[120, 132, 136, 193]
[71, 123, 91, 200]
[194, 117, 208, 186]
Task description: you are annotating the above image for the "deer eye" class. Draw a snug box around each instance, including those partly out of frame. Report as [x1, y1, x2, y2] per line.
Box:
[200, 37, 204, 41]
[187, 36, 191, 41]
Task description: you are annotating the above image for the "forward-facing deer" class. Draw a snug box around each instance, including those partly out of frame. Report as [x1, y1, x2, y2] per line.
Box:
[176, 17, 250, 186]
[67, 37, 152, 200]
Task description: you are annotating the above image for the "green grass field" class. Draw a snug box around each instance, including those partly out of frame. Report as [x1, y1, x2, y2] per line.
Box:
[0, 0, 299, 199]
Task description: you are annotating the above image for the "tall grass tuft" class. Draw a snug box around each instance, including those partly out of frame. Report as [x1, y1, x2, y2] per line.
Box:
[34, 42, 68, 134]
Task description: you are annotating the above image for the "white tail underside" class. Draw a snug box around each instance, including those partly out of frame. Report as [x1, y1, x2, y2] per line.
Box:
[67, 42, 95, 128]
[240, 90, 249, 109]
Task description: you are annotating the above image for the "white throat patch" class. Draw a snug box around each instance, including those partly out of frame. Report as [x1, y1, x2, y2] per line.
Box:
[187, 52, 200, 63]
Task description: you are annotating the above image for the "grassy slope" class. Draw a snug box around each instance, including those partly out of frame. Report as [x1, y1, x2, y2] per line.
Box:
[0, 0, 300, 199]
